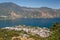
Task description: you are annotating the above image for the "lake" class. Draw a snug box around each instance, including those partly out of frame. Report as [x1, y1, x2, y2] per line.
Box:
[0, 18, 60, 28]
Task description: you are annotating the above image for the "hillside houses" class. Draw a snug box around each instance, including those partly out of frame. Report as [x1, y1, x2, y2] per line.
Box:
[3, 25, 50, 38]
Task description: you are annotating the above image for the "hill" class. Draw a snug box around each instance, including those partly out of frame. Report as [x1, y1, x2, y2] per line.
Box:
[0, 2, 60, 19]
[0, 23, 60, 40]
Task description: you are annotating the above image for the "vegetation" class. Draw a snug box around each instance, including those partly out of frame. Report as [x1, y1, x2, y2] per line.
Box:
[49, 22, 60, 40]
[0, 22, 60, 40]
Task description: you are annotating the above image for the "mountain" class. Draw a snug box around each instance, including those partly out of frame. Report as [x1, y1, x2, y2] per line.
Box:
[0, 2, 60, 20]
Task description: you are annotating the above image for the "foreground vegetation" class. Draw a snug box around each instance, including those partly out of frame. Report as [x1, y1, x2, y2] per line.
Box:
[0, 22, 60, 40]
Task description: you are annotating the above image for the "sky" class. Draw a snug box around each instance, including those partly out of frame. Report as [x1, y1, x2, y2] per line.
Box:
[0, 0, 60, 9]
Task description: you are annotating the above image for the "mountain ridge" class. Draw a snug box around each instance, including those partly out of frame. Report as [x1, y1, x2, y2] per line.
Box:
[0, 2, 60, 19]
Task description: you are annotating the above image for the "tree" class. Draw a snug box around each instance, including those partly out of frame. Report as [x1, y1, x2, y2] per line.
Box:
[50, 22, 60, 31]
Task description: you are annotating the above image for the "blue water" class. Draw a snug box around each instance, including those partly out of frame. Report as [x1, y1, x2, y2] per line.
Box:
[0, 18, 60, 28]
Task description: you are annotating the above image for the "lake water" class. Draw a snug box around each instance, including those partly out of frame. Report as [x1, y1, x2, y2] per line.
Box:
[0, 18, 60, 28]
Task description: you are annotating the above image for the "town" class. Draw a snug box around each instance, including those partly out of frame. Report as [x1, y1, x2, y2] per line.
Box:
[2, 25, 50, 38]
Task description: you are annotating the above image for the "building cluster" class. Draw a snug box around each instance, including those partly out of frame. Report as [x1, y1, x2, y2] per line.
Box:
[3, 25, 50, 38]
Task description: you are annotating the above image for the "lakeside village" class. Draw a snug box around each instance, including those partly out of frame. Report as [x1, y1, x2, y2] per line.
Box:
[2, 25, 50, 40]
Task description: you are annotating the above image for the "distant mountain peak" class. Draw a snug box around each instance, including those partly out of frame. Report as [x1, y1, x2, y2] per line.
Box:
[39, 7, 52, 10]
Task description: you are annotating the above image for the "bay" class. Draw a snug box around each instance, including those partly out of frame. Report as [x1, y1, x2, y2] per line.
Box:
[0, 18, 60, 28]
